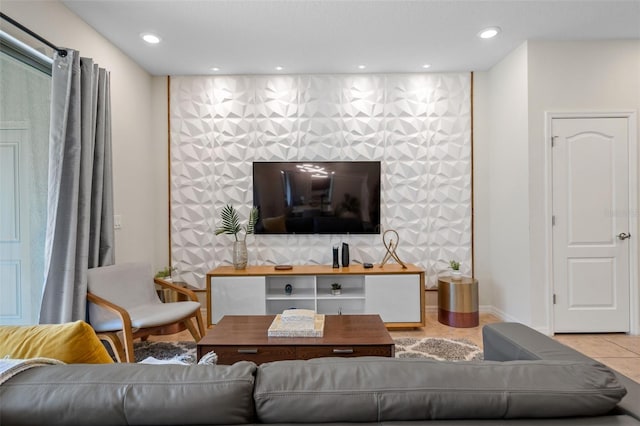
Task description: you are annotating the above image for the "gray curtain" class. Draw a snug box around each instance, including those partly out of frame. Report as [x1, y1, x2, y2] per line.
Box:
[39, 50, 114, 324]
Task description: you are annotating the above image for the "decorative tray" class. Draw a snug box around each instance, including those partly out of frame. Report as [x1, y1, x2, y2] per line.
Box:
[267, 314, 325, 337]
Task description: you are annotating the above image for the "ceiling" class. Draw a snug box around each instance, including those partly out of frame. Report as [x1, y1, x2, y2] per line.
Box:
[61, 0, 640, 76]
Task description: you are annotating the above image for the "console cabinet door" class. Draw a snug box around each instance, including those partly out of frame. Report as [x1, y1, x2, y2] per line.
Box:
[365, 275, 421, 323]
[210, 276, 266, 324]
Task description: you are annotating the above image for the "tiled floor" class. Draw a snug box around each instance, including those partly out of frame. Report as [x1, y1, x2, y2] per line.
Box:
[553, 333, 640, 382]
[152, 311, 640, 383]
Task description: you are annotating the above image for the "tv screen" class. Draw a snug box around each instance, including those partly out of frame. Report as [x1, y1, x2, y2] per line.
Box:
[253, 161, 381, 234]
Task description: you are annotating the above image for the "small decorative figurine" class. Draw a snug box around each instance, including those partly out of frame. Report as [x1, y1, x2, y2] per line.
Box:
[379, 229, 407, 268]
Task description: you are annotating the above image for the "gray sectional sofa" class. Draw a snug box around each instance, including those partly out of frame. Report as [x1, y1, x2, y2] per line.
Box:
[1, 322, 638, 425]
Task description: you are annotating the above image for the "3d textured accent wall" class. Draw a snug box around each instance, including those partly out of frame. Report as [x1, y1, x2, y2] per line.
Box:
[170, 73, 471, 289]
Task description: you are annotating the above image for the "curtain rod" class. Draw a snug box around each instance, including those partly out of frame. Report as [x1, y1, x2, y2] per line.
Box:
[0, 12, 67, 57]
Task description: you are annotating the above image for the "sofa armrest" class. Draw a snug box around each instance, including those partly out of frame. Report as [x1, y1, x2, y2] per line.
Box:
[482, 323, 640, 422]
[482, 322, 592, 362]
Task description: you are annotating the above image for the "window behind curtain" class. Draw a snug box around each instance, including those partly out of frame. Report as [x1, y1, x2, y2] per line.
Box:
[0, 29, 52, 324]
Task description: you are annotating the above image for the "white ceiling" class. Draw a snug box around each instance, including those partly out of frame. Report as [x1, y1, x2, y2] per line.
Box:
[61, 0, 640, 76]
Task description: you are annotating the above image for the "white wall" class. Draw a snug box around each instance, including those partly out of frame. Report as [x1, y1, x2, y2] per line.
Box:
[475, 40, 640, 332]
[471, 71, 491, 308]
[485, 43, 532, 324]
[527, 40, 640, 332]
[1, 1, 168, 271]
[151, 76, 170, 269]
[170, 74, 473, 289]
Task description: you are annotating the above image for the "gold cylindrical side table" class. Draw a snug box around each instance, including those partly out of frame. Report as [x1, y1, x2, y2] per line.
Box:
[437, 276, 479, 328]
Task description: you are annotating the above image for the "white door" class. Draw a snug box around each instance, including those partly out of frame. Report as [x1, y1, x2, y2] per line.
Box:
[0, 125, 32, 324]
[552, 117, 630, 332]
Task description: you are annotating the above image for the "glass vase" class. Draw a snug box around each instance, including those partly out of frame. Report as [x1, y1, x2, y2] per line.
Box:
[233, 240, 248, 270]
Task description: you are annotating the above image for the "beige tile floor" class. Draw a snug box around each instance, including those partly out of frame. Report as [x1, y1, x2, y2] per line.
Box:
[553, 333, 640, 382]
[153, 311, 640, 383]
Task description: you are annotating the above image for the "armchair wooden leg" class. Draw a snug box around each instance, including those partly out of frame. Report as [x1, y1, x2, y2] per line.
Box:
[121, 327, 136, 363]
[99, 332, 125, 363]
[184, 317, 202, 342]
[195, 310, 206, 339]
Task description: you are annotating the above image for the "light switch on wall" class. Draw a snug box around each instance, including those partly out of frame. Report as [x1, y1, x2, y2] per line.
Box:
[114, 215, 122, 230]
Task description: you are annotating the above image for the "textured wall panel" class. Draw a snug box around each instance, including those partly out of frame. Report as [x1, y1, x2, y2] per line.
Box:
[170, 73, 471, 288]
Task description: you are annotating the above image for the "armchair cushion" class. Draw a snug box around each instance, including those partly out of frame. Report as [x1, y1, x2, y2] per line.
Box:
[91, 301, 201, 332]
[87, 262, 158, 309]
[0, 321, 113, 364]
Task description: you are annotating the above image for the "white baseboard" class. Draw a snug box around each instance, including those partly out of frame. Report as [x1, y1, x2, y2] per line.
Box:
[479, 306, 552, 335]
[532, 326, 552, 336]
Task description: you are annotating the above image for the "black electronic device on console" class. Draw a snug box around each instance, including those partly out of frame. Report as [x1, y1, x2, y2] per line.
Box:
[341, 243, 349, 267]
[363, 262, 373, 268]
[332, 245, 340, 268]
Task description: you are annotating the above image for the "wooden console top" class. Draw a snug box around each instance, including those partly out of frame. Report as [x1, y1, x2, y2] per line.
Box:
[208, 263, 422, 277]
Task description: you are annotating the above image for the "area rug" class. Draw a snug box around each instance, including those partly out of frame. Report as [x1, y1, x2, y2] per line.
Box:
[133, 337, 482, 363]
[134, 341, 197, 364]
[394, 337, 483, 361]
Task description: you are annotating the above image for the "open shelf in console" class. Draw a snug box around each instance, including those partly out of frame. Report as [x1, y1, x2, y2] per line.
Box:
[265, 275, 316, 314]
[316, 275, 365, 315]
[317, 298, 365, 315]
[316, 275, 365, 299]
[267, 298, 316, 314]
[265, 275, 315, 300]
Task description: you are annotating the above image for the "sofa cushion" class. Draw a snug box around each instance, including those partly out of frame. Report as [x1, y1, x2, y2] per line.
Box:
[254, 357, 627, 423]
[0, 321, 113, 364]
[0, 362, 257, 426]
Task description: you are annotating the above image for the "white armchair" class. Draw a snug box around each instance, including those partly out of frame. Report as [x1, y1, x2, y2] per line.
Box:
[87, 262, 206, 362]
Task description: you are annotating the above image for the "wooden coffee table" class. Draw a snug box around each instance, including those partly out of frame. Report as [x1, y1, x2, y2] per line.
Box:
[197, 314, 394, 364]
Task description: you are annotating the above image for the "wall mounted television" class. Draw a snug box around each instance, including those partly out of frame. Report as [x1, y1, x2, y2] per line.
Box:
[253, 161, 381, 234]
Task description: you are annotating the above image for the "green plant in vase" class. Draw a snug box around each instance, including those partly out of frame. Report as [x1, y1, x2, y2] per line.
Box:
[154, 266, 176, 279]
[331, 283, 342, 295]
[449, 260, 462, 279]
[215, 204, 259, 269]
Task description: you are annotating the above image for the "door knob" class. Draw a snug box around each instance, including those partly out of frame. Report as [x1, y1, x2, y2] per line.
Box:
[617, 232, 631, 240]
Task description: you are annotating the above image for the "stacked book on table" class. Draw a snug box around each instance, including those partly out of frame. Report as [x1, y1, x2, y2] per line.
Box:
[267, 309, 325, 337]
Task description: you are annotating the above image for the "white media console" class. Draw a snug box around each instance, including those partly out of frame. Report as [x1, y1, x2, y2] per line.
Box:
[206, 264, 425, 328]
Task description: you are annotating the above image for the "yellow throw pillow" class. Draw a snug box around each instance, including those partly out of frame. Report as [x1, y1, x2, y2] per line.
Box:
[0, 320, 113, 364]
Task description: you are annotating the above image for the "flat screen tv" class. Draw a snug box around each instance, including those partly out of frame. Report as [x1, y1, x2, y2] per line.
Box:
[253, 161, 381, 234]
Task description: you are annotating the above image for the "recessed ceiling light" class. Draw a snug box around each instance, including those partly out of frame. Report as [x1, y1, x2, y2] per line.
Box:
[210, 67, 220, 72]
[478, 27, 501, 39]
[275, 66, 284, 71]
[422, 64, 431, 69]
[357, 65, 366, 70]
[141, 33, 161, 44]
